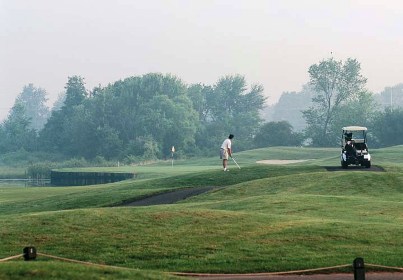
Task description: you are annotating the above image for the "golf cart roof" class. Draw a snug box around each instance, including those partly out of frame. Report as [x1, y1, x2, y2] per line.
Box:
[342, 126, 368, 132]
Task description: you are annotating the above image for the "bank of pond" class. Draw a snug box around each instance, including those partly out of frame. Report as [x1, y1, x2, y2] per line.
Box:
[0, 171, 135, 187]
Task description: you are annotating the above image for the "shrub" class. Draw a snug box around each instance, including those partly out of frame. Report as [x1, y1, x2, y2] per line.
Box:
[61, 157, 88, 168]
[26, 162, 55, 179]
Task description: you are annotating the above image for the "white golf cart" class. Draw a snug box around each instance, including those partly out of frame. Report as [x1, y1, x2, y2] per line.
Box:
[341, 126, 371, 168]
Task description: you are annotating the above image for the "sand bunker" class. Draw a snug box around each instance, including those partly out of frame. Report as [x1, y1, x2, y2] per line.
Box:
[256, 159, 310, 165]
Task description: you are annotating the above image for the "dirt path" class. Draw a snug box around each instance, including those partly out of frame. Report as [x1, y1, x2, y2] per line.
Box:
[120, 186, 218, 206]
[190, 272, 403, 280]
[325, 165, 385, 172]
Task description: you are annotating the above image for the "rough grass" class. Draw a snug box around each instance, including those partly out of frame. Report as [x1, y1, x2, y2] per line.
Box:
[0, 262, 181, 280]
[0, 146, 402, 278]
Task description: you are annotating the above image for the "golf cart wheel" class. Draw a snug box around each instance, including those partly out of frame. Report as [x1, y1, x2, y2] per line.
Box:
[341, 160, 348, 169]
[365, 161, 371, 168]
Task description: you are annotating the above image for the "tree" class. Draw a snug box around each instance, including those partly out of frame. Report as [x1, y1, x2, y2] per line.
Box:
[331, 91, 378, 139]
[94, 125, 123, 159]
[88, 73, 198, 159]
[187, 84, 213, 123]
[267, 84, 314, 132]
[254, 121, 303, 148]
[138, 94, 198, 157]
[39, 76, 88, 155]
[38, 109, 66, 152]
[0, 83, 49, 154]
[62, 103, 98, 158]
[303, 58, 367, 146]
[52, 92, 66, 112]
[16, 84, 50, 131]
[189, 75, 267, 152]
[0, 103, 37, 153]
[375, 83, 403, 109]
[63, 76, 88, 110]
[370, 108, 403, 147]
[37, 73, 265, 160]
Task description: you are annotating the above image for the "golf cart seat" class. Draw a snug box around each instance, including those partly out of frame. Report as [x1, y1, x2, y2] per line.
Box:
[354, 142, 367, 151]
[353, 142, 369, 157]
[344, 132, 353, 141]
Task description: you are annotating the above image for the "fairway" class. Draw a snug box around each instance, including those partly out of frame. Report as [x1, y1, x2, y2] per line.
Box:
[0, 146, 402, 280]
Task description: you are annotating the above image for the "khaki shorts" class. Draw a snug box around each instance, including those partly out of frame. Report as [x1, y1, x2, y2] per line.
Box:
[220, 148, 229, 160]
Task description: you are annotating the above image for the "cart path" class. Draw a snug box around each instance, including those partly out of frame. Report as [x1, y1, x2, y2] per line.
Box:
[325, 165, 385, 172]
[119, 186, 218, 206]
[192, 272, 403, 280]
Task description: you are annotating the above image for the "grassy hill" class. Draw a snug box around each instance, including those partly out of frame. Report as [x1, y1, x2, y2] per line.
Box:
[0, 146, 402, 279]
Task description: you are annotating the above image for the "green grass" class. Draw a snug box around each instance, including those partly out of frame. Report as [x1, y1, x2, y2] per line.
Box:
[0, 146, 402, 279]
[0, 262, 181, 280]
[0, 164, 325, 215]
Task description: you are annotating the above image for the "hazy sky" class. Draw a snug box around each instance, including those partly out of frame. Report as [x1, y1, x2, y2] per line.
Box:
[1, 0, 402, 121]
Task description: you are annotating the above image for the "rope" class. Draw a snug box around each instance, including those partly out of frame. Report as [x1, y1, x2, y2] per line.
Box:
[1, 251, 402, 276]
[36, 253, 139, 272]
[173, 264, 352, 277]
[0, 254, 23, 262]
[366, 263, 403, 271]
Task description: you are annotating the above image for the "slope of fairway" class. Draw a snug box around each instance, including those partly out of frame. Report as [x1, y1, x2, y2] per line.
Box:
[0, 146, 402, 278]
[0, 164, 324, 215]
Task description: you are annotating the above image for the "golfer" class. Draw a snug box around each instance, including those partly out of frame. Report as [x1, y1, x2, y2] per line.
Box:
[220, 134, 234, 171]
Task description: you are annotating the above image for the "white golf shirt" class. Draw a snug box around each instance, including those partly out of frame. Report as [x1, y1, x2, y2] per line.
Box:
[221, 138, 231, 151]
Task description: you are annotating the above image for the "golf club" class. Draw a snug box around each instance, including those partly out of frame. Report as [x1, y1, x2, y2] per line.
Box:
[231, 156, 241, 169]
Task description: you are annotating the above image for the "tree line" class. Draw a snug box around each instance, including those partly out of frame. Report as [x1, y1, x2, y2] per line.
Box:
[0, 74, 266, 163]
[1, 57, 403, 165]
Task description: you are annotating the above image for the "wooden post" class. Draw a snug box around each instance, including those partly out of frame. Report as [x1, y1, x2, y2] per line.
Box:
[353, 257, 365, 280]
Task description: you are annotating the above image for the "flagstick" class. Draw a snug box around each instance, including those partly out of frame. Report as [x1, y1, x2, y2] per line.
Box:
[171, 146, 175, 167]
